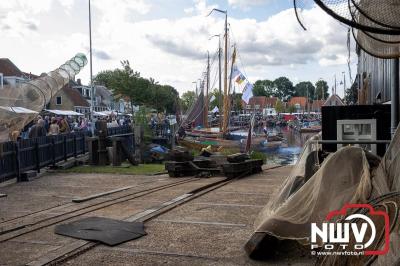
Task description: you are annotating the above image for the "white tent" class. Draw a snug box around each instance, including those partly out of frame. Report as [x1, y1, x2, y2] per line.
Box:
[0, 106, 39, 114]
[45, 109, 84, 116]
[93, 111, 108, 117]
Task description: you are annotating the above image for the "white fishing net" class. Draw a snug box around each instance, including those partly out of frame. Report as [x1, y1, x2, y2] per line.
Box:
[0, 53, 87, 141]
[251, 125, 400, 264]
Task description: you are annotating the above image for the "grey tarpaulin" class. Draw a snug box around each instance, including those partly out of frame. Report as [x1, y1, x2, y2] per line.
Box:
[55, 217, 147, 246]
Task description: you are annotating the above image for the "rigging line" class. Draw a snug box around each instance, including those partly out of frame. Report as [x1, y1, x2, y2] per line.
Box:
[229, 27, 252, 84]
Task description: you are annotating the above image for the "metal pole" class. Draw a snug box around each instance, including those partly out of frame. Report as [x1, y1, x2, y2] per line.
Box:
[205, 51, 210, 128]
[218, 37, 222, 132]
[89, 0, 94, 118]
[222, 12, 228, 135]
[391, 58, 399, 138]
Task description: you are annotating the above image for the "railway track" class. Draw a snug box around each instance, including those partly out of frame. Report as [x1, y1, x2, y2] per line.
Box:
[2, 165, 284, 265]
[0, 177, 197, 242]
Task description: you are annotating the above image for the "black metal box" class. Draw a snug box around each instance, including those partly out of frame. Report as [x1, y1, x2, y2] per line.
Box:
[321, 105, 391, 156]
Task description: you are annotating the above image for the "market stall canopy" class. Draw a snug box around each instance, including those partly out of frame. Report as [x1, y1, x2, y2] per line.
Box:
[0, 106, 39, 114]
[44, 109, 84, 116]
[93, 111, 108, 117]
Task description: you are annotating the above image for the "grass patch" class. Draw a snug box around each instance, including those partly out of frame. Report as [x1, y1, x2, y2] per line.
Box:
[250, 151, 267, 163]
[62, 163, 165, 175]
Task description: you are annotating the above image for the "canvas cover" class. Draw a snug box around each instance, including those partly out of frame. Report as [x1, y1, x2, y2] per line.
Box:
[251, 126, 400, 264]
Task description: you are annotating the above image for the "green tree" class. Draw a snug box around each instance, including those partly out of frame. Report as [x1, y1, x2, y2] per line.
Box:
[180, 91, 197, 112]
[315, 79, 330, 100]
[287, 105, 296, 113]
[231, 93, 243, 112]
[253, 80, 274, 97]
[295, 81, 315, 99]
[275, 99, 285, 113]
[209, 88, 222, 110]
[273, 77, 295, 100]
[94, 60, 179, 114]
[344, 81, 358, 105]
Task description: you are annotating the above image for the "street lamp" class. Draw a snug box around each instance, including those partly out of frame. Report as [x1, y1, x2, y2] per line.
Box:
[88, 0, 94, 118]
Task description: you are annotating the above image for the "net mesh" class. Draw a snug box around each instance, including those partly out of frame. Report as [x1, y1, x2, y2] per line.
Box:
[0, 53, 87, 141]
[294, 1, 400, 58]
[251, 125, 400, 263]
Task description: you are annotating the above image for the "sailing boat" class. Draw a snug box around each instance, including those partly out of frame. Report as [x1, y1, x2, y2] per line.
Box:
[177, 13, 277, 152]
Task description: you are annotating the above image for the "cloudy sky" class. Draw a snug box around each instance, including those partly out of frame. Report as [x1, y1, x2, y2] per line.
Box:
[1, 0, 356, 97]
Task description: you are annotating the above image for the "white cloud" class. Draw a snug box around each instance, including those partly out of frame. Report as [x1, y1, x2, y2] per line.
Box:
[0, 0, 355, 97]
[228, 0, 270, 9]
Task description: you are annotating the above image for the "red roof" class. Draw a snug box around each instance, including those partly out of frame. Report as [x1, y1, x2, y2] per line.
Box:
[0, 58, 23, 77]
[289, 97, 307, 107]
[62, 85, 90, 107]
[242, 96, 277, 109]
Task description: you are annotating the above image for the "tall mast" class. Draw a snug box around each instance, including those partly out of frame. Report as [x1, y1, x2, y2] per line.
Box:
[205, 52, 210, 127]
[222, 11, 229, 135]
[227, 45, 236, 126]
[206, 9, 227, 133]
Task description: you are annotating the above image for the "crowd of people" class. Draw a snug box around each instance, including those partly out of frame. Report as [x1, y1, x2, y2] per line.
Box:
[8, 114, 132, 141]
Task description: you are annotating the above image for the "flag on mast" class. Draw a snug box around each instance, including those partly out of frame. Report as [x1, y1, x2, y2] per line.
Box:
[242, 82, 253, 104]
[209, 95, 216, 103]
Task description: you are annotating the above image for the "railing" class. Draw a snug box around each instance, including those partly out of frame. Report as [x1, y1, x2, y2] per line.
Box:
[0, 131, 91, 183]
[0, 126, 134, 183]
[107, 125, 132, 136]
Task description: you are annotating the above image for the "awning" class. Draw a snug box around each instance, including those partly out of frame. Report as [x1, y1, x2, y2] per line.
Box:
[93, 111, 108, 117]
[44, 109, 84, 116]
[0, 106, 39, 114]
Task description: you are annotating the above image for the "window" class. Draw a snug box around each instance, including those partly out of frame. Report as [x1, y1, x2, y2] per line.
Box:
[56, 96, 62, 105]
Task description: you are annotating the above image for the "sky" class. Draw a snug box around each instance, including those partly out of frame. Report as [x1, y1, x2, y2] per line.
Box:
[0, 0, 357, 98]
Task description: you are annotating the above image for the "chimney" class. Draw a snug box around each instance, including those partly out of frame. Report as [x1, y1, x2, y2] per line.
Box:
[77, 78, 82, 85]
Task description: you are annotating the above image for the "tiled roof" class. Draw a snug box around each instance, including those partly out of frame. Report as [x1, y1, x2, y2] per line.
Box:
[242, 96, 277, 108]
[0, 58, 23, 77]
[62, 85, 90, 107]
[289, 97, 307, 107]
[324, 94, 344, 106]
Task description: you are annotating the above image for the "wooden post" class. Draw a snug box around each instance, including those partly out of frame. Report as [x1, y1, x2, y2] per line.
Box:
[73, 134, 77, 158]
[51, 137, 56, 167]
[15, 142, 21, 182]
[63, 135, 67, 161]
[134, 126, 144, 164]
[35, 140, 40, 173]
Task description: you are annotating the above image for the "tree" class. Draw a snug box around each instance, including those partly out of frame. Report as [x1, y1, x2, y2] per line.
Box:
[344, 81, 358, 105]
[275, 99, 285, 113]
[209, 88, 222, 110]
[94, 60, 179, 114]
[180, 91, 196, 112]
[231, 93, 243, 112]
[273, 77, 295, 100]
[295, 81, 315, 99]
[315, 79, 330, 100]
[253, 80, 274, 97]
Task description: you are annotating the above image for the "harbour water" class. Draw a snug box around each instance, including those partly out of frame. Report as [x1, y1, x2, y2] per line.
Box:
[256, 126, 316, 165]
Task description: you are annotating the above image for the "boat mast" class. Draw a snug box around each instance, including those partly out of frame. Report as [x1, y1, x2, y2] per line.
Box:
[222, 11, 229, 135]
[204, 51, 210, 128]
[227, 45, 236, 128]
